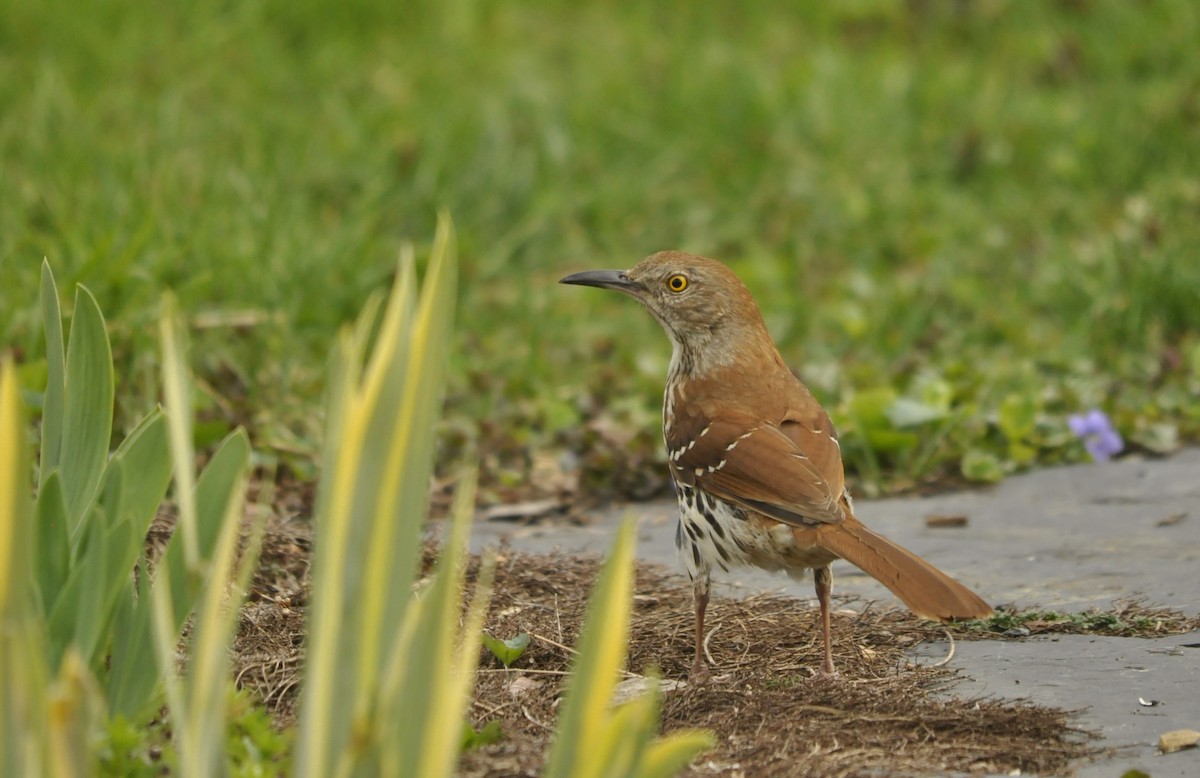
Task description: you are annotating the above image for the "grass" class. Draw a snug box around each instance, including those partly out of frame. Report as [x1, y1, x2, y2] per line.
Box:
[3, 0, 1200, 499]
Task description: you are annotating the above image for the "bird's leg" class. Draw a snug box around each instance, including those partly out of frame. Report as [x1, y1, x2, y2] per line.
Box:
[814, 564, 836, 676]
[689, 574, 712, 684]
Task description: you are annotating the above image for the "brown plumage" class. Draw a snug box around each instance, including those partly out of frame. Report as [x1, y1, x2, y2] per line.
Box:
[562, 251, 992, 679]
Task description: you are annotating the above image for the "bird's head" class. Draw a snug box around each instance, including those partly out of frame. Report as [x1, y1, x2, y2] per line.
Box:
[560, 251, 776, 374]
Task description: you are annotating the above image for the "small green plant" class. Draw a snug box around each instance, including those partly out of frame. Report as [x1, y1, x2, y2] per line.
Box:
[97, 714, 171, 777]
[97, 686, 291, 778]
[482, 631, 531, 667]
[461, 720, 504, 752]
[225, 686, 292, 778]
[959, 605, 1196, 638]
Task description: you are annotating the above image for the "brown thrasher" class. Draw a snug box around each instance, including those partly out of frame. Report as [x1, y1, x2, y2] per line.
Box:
[561, 251, 992, 681]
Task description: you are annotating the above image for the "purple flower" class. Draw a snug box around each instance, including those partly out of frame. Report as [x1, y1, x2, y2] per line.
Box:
[1067, 409, 1124, 462]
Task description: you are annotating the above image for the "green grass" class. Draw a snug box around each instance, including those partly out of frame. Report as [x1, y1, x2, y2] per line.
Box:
[3, 0, 1200, 498]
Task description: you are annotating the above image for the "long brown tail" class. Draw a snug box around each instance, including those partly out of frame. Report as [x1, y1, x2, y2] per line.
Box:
[816, 515, 993, 621]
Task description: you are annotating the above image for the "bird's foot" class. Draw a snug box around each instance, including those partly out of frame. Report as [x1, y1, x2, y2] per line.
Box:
[688, 661, 712, 685]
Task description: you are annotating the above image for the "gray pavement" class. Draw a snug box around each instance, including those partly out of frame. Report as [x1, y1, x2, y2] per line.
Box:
[472, 449, 1200, 776]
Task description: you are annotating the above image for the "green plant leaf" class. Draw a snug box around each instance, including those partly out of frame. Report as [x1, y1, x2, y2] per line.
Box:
[148, 294, 258, 777]
[111, 426, 250, 725]
[865, 428, 919, 453]
[45, 508, 135, 671]
[849, 387, 919, 453]
[0, 359, 32, 617]
[96, 519, 137, 663]
[383, 470, 492, 778]
[38, 260, 65, 488]
[640, 730, 716, 778]
[1030, 417, 1072, 448]
[159, 429, 252, 635]
[100, 412, 172, 615]
[482, 632, 530, 667]
[849, 387, 897, 428]
[887, 397, 947, 428]
[192, 418, 233, 450]
[160, 293, 200, 571]
[45, 648, 105, 777]
[106, 567, 158, 720]
[998, 394, 1038, 441]
[587, 689, 649, 776]
[165, 448, 258, 777]
[543, 517, 636, 778]
[916, 376, 954, 413]
[962, 448, 1005, 483]
[461, 720, 503, 752]
[46, 509, 104, 669]
[59, 286, 115, 538]
[96, 456, 125, 534]
[33, 472, 70, 618]
[297, 214, 461, 778]
[1131, 421, 1179, 454]
[1007, 440, 1037, 466]
[106, 410, 171, 542]
[0, 359, 52, 777]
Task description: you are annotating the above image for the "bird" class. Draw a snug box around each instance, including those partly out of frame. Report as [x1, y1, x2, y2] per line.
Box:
[561, 251, 993, 681]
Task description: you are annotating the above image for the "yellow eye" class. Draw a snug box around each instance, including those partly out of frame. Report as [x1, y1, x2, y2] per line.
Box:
[667, 274, 688, 292]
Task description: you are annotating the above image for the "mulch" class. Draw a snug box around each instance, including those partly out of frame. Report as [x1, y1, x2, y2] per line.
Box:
[201, 509, 1200, 776]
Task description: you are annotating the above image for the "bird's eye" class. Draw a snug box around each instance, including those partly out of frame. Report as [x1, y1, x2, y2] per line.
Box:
[667, 274, 689, 292]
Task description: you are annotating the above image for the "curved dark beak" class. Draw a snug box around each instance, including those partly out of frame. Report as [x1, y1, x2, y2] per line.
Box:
[559, 269, 640, 293]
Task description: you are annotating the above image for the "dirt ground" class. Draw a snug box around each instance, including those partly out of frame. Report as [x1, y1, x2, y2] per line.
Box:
[210, 509, 1196, 777]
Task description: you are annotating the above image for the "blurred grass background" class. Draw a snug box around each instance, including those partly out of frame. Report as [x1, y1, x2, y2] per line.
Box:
[3, 0, 1199, 501]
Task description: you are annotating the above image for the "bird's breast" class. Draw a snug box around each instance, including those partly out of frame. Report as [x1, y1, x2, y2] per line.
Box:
[674, 483, 839, 585]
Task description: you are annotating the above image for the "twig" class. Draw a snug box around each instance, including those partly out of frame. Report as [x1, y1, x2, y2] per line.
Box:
[477, 668, 572, 676]
[928, 629, 956, 667]
[703, 622, 721, 666]
[472, 698, 512, 717]
[528, 631, 642, 679]
[908, 629, 956, 669]
[529, 631, 577, 656]
[521, 705, 553, 731]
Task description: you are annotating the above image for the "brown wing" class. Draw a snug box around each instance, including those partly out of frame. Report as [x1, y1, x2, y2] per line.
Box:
[668, 409, 845, 527]
[779, 400, 846, 508]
